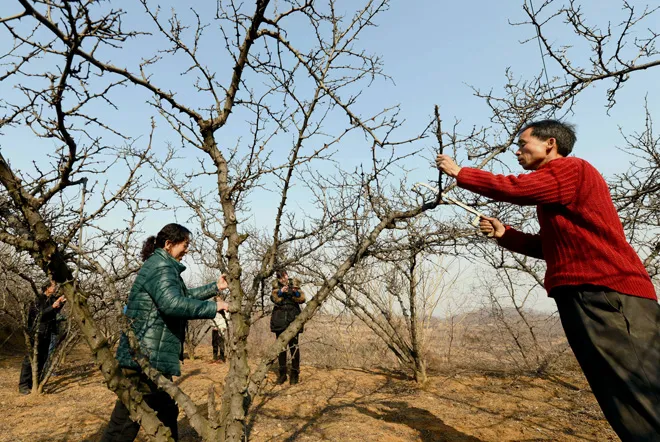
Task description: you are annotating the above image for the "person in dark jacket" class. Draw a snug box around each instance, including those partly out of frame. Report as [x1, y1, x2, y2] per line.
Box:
[270, 270, 305, 385]
[18, 280, 66, 394]
[101, 223, 229, 442]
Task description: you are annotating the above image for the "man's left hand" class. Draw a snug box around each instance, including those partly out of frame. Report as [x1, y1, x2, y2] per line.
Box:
[436, 154, 462, 178]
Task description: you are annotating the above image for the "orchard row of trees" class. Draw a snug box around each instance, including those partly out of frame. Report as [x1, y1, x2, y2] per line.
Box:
[1, 1, 658, 441]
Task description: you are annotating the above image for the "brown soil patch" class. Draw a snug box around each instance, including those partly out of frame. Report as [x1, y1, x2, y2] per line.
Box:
[0, 346, 616, 441]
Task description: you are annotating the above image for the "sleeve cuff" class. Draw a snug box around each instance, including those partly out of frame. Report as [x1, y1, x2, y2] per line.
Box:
[496, 225, 513, 243]
[455, 167, 471, 186]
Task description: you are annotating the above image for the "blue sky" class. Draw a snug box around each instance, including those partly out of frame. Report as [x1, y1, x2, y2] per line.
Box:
[3, 1, 657, 181]
[1, 1, 658, 310]
[357, 1, 659, 175]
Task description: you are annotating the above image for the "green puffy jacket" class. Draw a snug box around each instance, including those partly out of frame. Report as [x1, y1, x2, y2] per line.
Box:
[116, 248, 218, 376]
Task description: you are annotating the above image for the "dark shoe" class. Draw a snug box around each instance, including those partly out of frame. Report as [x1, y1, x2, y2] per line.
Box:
[276, 373, 287, 385]
[290, 372, 299, 385]
[18, 386, 30, 395]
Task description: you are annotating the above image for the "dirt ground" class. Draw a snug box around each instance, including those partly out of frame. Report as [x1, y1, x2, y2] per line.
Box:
[0, 346, 617, 442]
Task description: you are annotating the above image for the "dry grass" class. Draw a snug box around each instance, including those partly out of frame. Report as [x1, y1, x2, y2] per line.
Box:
[246, 311, 576, 377]
[0, 312, 615, 441]
[0, 344, 616, 442]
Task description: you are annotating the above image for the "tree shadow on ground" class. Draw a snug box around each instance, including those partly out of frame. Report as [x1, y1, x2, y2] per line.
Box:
[426, 377, 605, 441]
[256, 371, 381, 441]
[354, 401, 483, 442]
[540, 373, 583, 391]
[248, 369, 484, 442]
[46, 361, 97, 393]
[340, 365, 411, 381]
[174, 368, 202, 385]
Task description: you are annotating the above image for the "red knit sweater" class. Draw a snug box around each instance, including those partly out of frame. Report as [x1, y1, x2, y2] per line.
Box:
[457, 157, 657, 300]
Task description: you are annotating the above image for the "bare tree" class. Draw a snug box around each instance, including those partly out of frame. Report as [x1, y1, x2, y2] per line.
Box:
[184, 319, 210, 361]
[0, 244, 80, 393]
[0, 1, 438, 440]
[0, 0, 169, 435]
[611, 104, 660, 282]
[464, 0, 660, 164]
[1, 1, 658, 440]
[326, 213, 469, 383]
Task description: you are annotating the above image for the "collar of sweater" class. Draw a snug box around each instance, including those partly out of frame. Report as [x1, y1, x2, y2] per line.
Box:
[154, 248, 187, 274]
[534, 155, 569, 171]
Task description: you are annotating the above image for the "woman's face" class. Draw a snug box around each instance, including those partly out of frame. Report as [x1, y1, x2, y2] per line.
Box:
[165, 237, 190, 261]
[278, 272, 289, 286]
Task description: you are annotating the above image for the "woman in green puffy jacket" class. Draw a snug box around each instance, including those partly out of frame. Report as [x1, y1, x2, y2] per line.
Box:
[102, 223, 229, 442]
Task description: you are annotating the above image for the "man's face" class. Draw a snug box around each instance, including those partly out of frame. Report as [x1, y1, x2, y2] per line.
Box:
[44, 282, 57, 297]
[515, 128, 554, 170]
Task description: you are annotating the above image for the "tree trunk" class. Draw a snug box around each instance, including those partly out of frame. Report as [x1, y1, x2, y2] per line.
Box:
[412, 356, 427, 384]
[31, 349, 40, 394]
[218, 313, 252, 441]
[408, 253, 427, 384]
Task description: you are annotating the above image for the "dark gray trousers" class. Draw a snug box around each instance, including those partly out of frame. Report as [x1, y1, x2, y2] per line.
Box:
[553, 286, 660, 442]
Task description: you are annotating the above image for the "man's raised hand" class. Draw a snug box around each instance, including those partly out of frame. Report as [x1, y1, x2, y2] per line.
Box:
[435, 154, 462, 178]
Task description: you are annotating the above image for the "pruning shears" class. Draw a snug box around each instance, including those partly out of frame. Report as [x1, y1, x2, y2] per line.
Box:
[412, 182, 493, 236]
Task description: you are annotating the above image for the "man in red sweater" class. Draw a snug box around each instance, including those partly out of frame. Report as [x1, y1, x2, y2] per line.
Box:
[437, 120, 659, 441]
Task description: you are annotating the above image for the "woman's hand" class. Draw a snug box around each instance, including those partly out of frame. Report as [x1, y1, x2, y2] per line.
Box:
[479, 216, 505, 239]
[217, 274, 228, 291]
[216, 300, 229, 312]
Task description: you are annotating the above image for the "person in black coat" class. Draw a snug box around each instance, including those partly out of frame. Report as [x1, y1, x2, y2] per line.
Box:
[270, 270, 305, 385]
[18, 280, 66, 394]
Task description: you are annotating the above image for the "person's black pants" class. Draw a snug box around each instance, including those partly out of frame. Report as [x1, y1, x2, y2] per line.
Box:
[101, 370, 179, 442]
[275, 331, 300, 377]
[18, 332, 51, 391]
[553, 286, 660, 442]
[212, 329, 225, 362]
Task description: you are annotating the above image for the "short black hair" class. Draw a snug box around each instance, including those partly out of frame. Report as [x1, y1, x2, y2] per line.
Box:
[519, 120, 577, 156]
[275, 270, 288, 279]
[41, 280, 56, 293]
